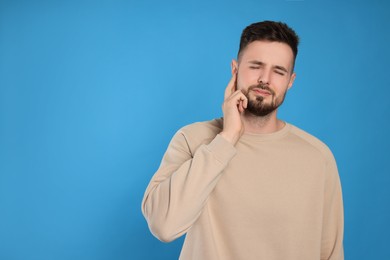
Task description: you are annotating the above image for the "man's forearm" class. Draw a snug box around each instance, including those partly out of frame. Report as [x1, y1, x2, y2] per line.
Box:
[141, 133, 236, 242]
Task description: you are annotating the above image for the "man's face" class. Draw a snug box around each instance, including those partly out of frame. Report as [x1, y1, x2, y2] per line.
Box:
[233, 41, 296, 117]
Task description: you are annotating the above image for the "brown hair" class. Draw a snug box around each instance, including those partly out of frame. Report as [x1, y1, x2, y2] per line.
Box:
[238, 21, 300, 68]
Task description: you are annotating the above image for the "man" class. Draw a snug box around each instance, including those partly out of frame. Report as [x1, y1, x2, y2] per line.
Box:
[142, 21, 344, 260]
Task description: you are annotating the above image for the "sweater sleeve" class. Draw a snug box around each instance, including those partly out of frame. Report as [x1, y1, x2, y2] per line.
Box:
[321, 154, 344, 260]
[141, 130, 237, 242]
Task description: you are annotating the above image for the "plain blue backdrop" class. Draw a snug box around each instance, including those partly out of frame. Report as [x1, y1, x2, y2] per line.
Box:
[1, 0, 389, 259]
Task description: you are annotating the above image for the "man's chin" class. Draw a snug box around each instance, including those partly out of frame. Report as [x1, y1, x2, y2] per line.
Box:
[245, 106, 276, 117]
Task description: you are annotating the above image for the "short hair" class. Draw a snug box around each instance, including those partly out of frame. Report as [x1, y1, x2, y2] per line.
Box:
[238, 21, 300, 68]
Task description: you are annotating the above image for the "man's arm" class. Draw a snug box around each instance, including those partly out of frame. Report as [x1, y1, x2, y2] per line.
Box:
[321, 155, 344, 260]
[141, 131, 236, 242]
[141, 69, 247, 242]
[142, 67, 247, 241]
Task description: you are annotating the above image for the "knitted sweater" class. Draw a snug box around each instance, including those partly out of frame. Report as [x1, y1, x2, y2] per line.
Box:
[142, 119, 344, 260]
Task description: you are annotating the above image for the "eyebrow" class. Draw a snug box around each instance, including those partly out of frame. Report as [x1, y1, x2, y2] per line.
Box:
[248, 60, 289, 73]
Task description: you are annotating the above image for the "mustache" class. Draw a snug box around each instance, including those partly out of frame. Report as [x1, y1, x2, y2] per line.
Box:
[248, 83, 275, 95]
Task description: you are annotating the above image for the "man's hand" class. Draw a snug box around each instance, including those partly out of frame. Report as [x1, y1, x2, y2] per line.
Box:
[220, 72, 247, 145]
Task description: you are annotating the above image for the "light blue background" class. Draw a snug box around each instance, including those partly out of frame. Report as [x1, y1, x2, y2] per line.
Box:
[1, 0, 389, 259]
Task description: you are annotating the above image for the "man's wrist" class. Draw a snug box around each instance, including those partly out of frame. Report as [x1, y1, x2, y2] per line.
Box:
[219, 131, 239, 145]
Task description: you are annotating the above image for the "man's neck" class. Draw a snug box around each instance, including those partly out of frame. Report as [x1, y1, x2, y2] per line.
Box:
[242, 111, 285, 134]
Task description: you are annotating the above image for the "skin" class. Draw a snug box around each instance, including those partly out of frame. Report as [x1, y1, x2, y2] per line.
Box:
[220, 40, 297, 145]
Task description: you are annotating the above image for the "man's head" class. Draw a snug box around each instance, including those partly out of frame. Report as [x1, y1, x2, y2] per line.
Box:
[232, 21, 299, 117]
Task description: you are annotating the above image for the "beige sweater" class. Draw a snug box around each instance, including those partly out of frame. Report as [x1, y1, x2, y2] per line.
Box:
[142, 119, 344, 260]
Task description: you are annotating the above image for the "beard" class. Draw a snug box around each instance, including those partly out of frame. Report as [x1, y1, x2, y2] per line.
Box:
[242, 83, 287, 117]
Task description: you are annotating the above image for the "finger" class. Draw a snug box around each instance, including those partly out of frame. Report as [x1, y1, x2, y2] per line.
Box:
[238, 95, 247, 112]
[238, 101, 244, 113]
[224, 72, 237, 100]
[229, 90, 247, 103]
[224, 91, 246, 111]
[243, 96, 248, 108]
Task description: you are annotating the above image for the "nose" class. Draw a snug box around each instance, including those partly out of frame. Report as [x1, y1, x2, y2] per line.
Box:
[257, 69, 271, 85]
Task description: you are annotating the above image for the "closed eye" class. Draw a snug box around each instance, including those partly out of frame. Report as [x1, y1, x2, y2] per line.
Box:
[249, 66, 260, 69]
[275, 70, 285, 76]
[274, 65, 289, 75]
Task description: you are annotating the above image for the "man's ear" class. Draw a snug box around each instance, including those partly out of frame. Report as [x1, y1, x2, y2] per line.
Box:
[287, 72, 296, 90]
[231, 59, 238, 75]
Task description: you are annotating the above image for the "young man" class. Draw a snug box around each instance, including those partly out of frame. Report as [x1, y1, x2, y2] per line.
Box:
[142, 21, 344, 260]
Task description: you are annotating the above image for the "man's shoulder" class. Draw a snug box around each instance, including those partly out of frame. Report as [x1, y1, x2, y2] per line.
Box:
[287, 123, 336, 162]
[179, 118, 223, 136]
[178, 118, 223, 139]
[174, 118, 223, 149]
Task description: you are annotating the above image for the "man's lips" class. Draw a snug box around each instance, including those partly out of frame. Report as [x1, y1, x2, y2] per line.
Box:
[252, 88, 271, 96]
